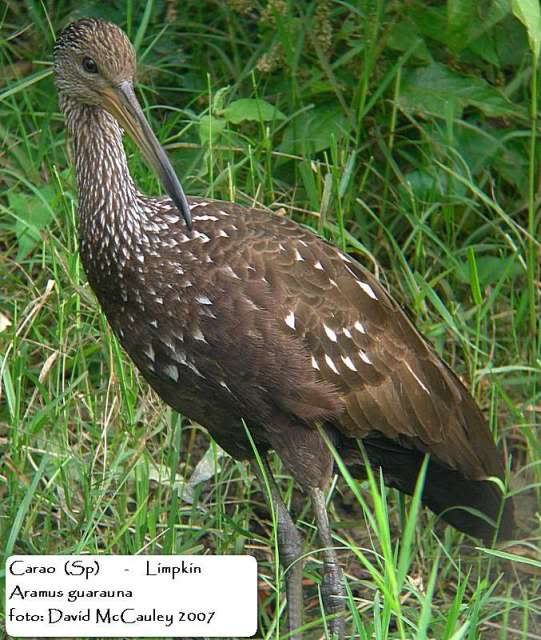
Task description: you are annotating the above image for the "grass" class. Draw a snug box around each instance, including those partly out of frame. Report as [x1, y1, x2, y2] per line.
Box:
[1, 0, 540, 638]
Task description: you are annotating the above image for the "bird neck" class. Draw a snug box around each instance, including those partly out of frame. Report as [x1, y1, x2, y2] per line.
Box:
[60, 94, 140, 229]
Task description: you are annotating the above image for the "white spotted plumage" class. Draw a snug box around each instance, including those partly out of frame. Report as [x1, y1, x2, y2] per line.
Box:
[341, 355, 357, 372]
[192, 326, 206, 342]
[324, 354, 339, 375]
[163, 364, 179, 382]
[359, 350, 372, 365]
[354, 321, 366, 334]
[285, 311, 296, 330]
[323, 323, 337, 343]
[357, 281, 377, 300]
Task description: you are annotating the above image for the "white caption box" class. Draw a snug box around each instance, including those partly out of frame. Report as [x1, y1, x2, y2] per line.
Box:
[6, 555, 257, 637]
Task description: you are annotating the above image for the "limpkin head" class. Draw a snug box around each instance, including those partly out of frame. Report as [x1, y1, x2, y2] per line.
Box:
[53, 18, 192, 229]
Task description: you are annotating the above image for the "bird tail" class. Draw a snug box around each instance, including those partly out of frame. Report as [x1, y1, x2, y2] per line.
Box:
[338, 434, 515, 542]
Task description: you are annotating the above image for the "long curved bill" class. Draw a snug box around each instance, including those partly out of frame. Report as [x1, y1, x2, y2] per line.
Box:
[102, 80, 192, 230]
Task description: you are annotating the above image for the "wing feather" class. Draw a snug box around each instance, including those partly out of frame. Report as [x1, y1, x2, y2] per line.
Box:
[234, 208, 505, 482]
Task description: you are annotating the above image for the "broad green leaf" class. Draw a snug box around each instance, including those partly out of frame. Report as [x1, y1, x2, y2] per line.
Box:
[398, 63, 519, 118]
[198, 115, 226, 145]
[411, 2, 510, 52]
[388, 19, 432, 62]
[468, 33, 500, 66]
[454, 124, 529, 193]
[447, 0, 477, 52]
[279, 106, 352, 155]
[400, 168, 466, 204]
[222, 98, 285, 124]
[512, 0, 541, 59]
[493, 145, 529, 193]
[447, 0, 510, 51]
[8, 188, 55, 260]
[454, 124, 502, 173]
[494, 14, 530, 65]
[472, 0, 511, 38]
[409, 6, 448, 44]
[455, 256, 523, 286]
[403, 169, 448, 202]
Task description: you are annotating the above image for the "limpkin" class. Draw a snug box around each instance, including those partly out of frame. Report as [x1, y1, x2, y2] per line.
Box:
[54, 19, 514, 638]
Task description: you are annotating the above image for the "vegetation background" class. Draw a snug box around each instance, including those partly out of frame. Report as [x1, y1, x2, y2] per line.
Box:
[0, 0, 540, 638]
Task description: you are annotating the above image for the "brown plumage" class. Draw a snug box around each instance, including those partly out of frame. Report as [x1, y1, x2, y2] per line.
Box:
[54, 18, 514, 638]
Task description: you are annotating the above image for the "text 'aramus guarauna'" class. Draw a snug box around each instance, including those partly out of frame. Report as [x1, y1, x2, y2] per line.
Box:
[54, 18, 514, 639]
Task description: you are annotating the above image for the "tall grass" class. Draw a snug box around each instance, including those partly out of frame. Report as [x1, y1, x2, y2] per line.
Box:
[1, 1, 540, 638]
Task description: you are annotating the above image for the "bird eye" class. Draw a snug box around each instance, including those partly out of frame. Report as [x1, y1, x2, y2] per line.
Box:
[82, 56, 98, 74]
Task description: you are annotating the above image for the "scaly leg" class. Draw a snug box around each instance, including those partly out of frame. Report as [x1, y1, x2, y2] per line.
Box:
[253, 457, 304, 640]
[310, 487, 345, 639]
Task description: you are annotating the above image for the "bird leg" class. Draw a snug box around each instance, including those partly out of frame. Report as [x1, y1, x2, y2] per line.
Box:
[310, 487, 345, 639]
[253, 458, 304, 640]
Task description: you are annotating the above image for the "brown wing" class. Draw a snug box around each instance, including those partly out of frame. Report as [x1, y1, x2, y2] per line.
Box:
[141, 199, 504, 485]
[231, 207, 504, 483]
